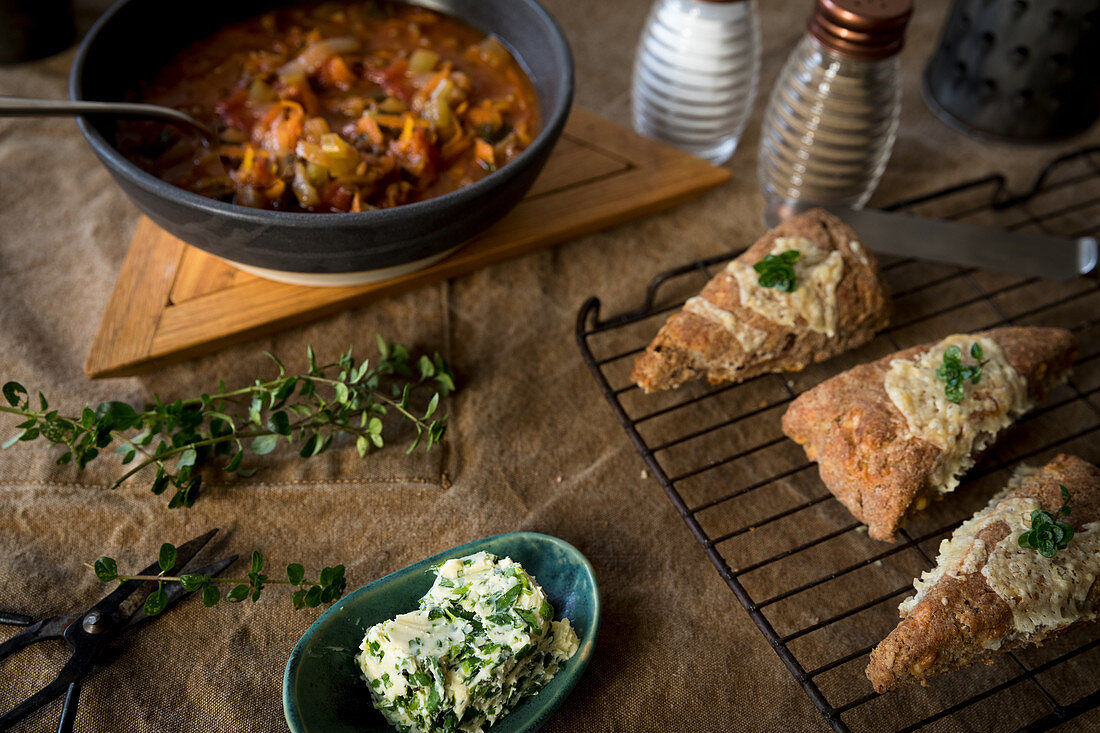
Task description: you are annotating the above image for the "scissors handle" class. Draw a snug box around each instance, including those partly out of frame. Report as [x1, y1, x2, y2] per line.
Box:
[0, 612, 33, 626]
[0, 647, 92, 731]
[0, 616, 74, 661]
[0, 615, 90, 732]
[57, 680, 80, 733]
[0, 532, 228, 731]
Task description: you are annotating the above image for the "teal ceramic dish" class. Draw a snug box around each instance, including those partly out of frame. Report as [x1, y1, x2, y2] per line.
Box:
[283, 532, 599, 733]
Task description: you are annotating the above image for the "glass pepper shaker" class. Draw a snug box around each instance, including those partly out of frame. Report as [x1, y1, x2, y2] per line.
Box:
[757, 0, 912, 225]
[632, 0, 761, 165]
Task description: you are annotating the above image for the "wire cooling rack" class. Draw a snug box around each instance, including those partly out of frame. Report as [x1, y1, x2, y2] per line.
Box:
[576, 147, 1100, 732]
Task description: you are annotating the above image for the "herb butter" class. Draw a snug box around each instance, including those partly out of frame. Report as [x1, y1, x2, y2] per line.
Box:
[900, 468, 1100, 642]
[728, 236, 844, 337]
[884, 335, 1031, 496]
[356, 552, 579, 733]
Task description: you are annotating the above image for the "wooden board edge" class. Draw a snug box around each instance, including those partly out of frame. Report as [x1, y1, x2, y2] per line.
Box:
[84, 219, 187, 378]
[110, 167, 729, 376]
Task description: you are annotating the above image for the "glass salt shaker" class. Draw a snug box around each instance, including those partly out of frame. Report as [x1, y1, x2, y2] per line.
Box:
[757, 0, 912, 225]
[632, 0, 761, 165]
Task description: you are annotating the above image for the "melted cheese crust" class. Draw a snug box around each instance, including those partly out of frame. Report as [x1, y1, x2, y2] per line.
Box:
[984, 518, 1100, 639]
[682, 296, 768, 353]
[900, 472, 1100, 643]
[727, 236, 845, 337]
[884, 334, 1031, 496]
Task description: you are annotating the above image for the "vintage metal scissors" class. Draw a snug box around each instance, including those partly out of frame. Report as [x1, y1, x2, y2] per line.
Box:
[0, 529, 236, 732]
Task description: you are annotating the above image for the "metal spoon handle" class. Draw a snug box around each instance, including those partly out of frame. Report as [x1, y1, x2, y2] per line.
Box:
[0, 96, 214, 137]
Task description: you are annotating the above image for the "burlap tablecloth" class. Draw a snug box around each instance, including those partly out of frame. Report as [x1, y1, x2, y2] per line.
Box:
[1, 0, 1098, 730]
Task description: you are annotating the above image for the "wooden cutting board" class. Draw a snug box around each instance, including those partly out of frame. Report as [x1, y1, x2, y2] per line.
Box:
[85, 107, 731, 378]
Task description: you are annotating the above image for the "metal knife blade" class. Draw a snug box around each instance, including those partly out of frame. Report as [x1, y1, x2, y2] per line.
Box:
[825, 206, 1097, 280]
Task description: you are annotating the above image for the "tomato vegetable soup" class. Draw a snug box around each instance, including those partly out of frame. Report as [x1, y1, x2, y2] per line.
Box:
[121, 1, 540, 213]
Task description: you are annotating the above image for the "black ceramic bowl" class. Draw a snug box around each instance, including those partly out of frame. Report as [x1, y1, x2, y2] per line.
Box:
[70, 0, 573, 285]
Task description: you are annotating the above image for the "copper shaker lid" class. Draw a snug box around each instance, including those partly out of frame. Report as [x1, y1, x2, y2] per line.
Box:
[808, 0, 913, 60]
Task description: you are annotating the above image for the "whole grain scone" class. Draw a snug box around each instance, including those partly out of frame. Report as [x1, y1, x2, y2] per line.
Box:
[630, 209, 890, 393]
[782, 327, 1076, 541]
[866, 454, 1100, 693]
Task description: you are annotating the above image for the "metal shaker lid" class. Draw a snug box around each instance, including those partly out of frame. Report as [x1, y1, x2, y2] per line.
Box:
[807, 0, 913, 60]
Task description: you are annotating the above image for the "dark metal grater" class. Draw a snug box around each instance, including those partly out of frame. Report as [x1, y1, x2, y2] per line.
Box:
[923, 0, 1100, 142]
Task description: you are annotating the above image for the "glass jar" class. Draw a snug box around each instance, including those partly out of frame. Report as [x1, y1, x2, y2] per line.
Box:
[632, 0, 761, 165]
[757, 0, 912, 225]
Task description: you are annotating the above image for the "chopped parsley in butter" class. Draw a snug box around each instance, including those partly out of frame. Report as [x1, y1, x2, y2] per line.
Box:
[356, 552, 579, 733]
[728, 236, 844, 337]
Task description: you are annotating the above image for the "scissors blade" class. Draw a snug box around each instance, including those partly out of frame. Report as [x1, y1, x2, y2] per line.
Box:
[92, 529, 221, 614]
[123, 555, 239, 631]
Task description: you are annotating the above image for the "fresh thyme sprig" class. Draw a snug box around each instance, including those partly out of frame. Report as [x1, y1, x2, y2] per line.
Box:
[1, 336, 456, 508]
[1018, 485, 1074, 558]
[90, 544, 346, 615]
[754, 249, 800, 292]
[936, 342, 988, 403]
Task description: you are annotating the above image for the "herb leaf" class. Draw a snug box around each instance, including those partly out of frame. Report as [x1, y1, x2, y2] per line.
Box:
[935, 341, 989, 403]
[753, 250, 800, 292]
[1018, 485, 1075, 557]
[2, 382, 28, 409]
[144, 588, 168, 616]
[158, 543, 177, 573]
[202, 584, 221, 607]
[515, 607, 542, 632]
[180, 573, 205, 591]
[93, 556, 118, 582]
[493, 584, 524, 611]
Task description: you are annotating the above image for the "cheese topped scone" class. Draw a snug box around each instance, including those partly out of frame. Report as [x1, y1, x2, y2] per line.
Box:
[867, 454, 1100, 693]
[631, 208, 891, 393]
[356, 552, 578, 733]
[782, 327, 1076, 541]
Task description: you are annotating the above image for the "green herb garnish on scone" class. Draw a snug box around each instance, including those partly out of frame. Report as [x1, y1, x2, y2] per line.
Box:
[356, 552, 578, 733]
[1019, 485, 1075, 558]
[753, 249, 800, 292]
[936, 341, 989, 403]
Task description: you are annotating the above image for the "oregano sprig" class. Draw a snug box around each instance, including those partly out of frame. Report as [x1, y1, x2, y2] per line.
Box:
[936, 342, 988, 403]
[1, 337, 456, 508]
[1018, 485, 1075, 558]
[90, 544, 346, 615]
[754, 249, 800, 292]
